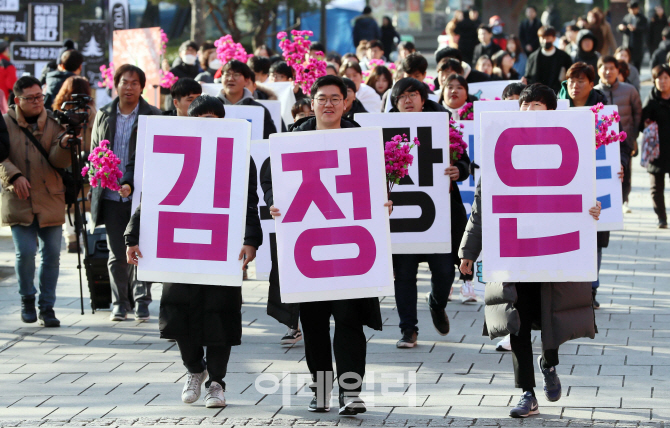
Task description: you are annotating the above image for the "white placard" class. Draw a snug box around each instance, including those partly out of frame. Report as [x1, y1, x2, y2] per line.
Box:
[261, 81, 297, 125]
[456, 120, 477, 217]
[572, 105, 624, 232]
[480, 110, 597, 282]
[468, 80, 520, 101]
[220, 105, 266, 141]
[355, 112, 451, 253]
[270, 127, 394, 303]
[131, 115, 148, 215]
[137, 116, 252, 286]
[200, 83, 221, 97]
[256, 99, 283, 133]
[250, 140, 273, 280]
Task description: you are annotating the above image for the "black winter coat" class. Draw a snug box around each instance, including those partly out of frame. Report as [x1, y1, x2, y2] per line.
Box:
[380, 24, 400, 57]
[641, 87, 670, 174]
[262, 116, 384, 331]
[648, 14, 668, 54]
[519, 18, 542, 54]
[124, 159, 263, 346]
[472, 43, 502, 66]
[650, 39, 670, 69]
[44, 70, 75, 111]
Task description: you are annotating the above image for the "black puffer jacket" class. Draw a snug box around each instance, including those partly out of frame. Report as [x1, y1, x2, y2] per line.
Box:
[262, 116, 383, 331]
[641, 87, 670, 174]
[124, 159, 263, 346]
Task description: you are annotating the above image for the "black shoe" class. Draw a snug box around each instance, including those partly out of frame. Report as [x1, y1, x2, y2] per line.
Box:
[429, 306, 450, 336]
[38, 309, 60, 327]
[307, 393, 331, 412]
[659, 220, 668, 229]
[509, 391, 539, 418]
[592, 289, 600, 309]
[21, 296, 37, 323]
[396, 329, 417, 348]
[135, 303, 150, 321]
[339, 393, 366, 416]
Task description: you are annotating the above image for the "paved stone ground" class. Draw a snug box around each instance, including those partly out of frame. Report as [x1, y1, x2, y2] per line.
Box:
[1, 96, 669, 427]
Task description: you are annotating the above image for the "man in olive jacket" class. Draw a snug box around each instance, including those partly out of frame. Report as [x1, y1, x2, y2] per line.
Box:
[1, 76, 71, 327]
[89, 64, 161, 322]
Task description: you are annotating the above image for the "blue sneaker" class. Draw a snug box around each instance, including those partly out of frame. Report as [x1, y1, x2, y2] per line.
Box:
[509, 391, 539, 418]
[538, 355, 562, 402]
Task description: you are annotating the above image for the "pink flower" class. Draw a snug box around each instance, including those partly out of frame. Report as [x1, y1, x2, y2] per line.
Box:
[83, 140, 123, 191]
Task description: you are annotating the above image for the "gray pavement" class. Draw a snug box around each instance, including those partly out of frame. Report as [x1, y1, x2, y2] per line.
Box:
[0, 142, 669, 427]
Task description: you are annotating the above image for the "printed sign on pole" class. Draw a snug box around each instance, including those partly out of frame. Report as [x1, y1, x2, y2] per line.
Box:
[0, 0, 18, 12]
[256, 99, 283, 133]
[270, 127, 394, 303]
[480, 110, 597, 282]
[573, 105, 624, 232]
[137, 116, 252, 286]
[221, 105, 266, 141]
[355, 112, 451, 253]
[250, 140, 274, 280]
[10, 41, 60, 61]
[28, 3, 62, 42]
[0, 12, 26, 38]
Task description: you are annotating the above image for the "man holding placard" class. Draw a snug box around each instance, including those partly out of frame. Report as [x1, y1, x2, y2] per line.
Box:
[125, 95, 262, 408]
[459, 84, 601, 419]
[265, 75, 393, 416]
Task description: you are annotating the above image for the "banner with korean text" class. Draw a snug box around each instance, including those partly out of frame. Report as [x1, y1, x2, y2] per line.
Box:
[137, 116, 252, 286]
[270, 128, 394, 303]
[355, 112, 451, 253]
[251, 140, 273, 280]
[480, 110, 597, 282]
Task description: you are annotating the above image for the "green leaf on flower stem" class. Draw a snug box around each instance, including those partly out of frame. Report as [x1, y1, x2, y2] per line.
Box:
[395, 178, 400, 184]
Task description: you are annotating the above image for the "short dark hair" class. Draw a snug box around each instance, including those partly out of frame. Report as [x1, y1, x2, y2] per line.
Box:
[398, 41, 415, 52]
[391, 77, 428, 108]
[526, 5, 537, 12]
[269, 61, 293, 79]
[310, 42, 326, 53]
[291, 97, 312, 118]
[502, 82, 527, 100]
[13, 76, 41, 96]
[114, 64, 146, 89]
[652, 64, 670, 80]
[326, 64, 338, 74]
[179, 40, 199, 53]
[618, 60, 630, 79]
[444, 74, 469, 95]
[597, 55, 618, 69]
[478, 24, 493, 34]
[662, 27, 670, 40]
[326, 52, 342, 67]
[435, 47, 463, 64]
[365, 65, 393, 92]
[438, 58, 464, 75]
[248, 56, 271, 75]
[363, 5, 372, 14]
[566, 24, 579, 32]
[367, 40, 383, 50]
[310, 75, 347, 98]
[518, 83, 557, 110]
[340, 61, 362, 76]
[341, 77, 357, 93]
[188, 94, 225, 118]
[222, 60, 253, 79]
[60, 50, 83, 72]
[402, 53, 428, 76]
[538, 26, 557, 38]
[627, 1, 639, 8]
[170, 78, 202, 101]
[566, 62, 596, 83]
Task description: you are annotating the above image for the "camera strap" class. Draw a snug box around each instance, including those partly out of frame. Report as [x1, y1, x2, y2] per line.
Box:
[10, 116, 66, 178]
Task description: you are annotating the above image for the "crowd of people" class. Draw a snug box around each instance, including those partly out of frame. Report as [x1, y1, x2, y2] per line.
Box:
[0, 0, 669, 420]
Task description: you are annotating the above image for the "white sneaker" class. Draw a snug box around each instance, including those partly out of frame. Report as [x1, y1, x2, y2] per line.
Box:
[496, 334, 512, 352]
[623, 202, 632, 213]
[460, 281, 477, 303]
[205, 381, 226, 408]
[181, 370, 208, 404]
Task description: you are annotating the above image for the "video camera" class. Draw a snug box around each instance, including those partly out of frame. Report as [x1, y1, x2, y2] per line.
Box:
[55, 93, 92, 147]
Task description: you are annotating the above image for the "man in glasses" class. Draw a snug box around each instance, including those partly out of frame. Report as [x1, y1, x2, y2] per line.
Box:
[262, 75, 392, 416]
[216, 60, 277, 138]
[2, 76, 72, 327]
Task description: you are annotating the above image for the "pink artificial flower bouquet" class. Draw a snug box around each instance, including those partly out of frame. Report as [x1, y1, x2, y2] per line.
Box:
[81, 140, 124, 191]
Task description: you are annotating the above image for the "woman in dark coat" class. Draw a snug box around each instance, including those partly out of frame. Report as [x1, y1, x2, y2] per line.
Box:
[380, 16, 400, 60]
[124, 95, 262, 408]
[648, 6, 669, 54]
[641, 64, 670, 228]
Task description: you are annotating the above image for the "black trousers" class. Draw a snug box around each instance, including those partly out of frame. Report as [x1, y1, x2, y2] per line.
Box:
[300, 299, 367, 396]
[650, 172, 669, 222]
[176, 339, 232, 388]
[509, 283, 560, 390]
[622, 159, 632, 204]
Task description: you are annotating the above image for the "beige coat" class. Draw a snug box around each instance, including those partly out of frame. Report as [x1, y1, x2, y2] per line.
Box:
[1, 106, 71, 227]
[599, 22, 618, 56]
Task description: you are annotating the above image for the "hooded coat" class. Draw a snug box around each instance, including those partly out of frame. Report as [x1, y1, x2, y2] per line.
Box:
[262, 116, 384, 331]
[459, 179, 597, 349]
[571, 30, 601, 84]
[651, 39, 670, 69]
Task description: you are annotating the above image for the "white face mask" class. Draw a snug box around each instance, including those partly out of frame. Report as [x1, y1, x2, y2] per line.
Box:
[209, 59, 222, 70]
[182, 54, 197, 65]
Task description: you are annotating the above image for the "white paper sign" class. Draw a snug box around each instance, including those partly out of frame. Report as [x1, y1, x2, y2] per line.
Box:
[200, 83, 221, 97]
[256, 99, 283, 133]
[132, 116, 148, 215]
[250, 140, 273, 280]
[572, 105, 624, 232]
[480, 110, 597, 282]
[220, 105, 266, 141]
[270, 127, 394, 303]
[137, 116, 252, 286]
[468, 80, 520, 101]
[355, 112, 452, 253]
[261, 81, 297, 125]
[457, 120, 477, 217]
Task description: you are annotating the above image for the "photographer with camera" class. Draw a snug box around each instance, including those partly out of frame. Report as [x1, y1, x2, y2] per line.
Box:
[1, 76, 73, 327]
[89, 64, 161, 322]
